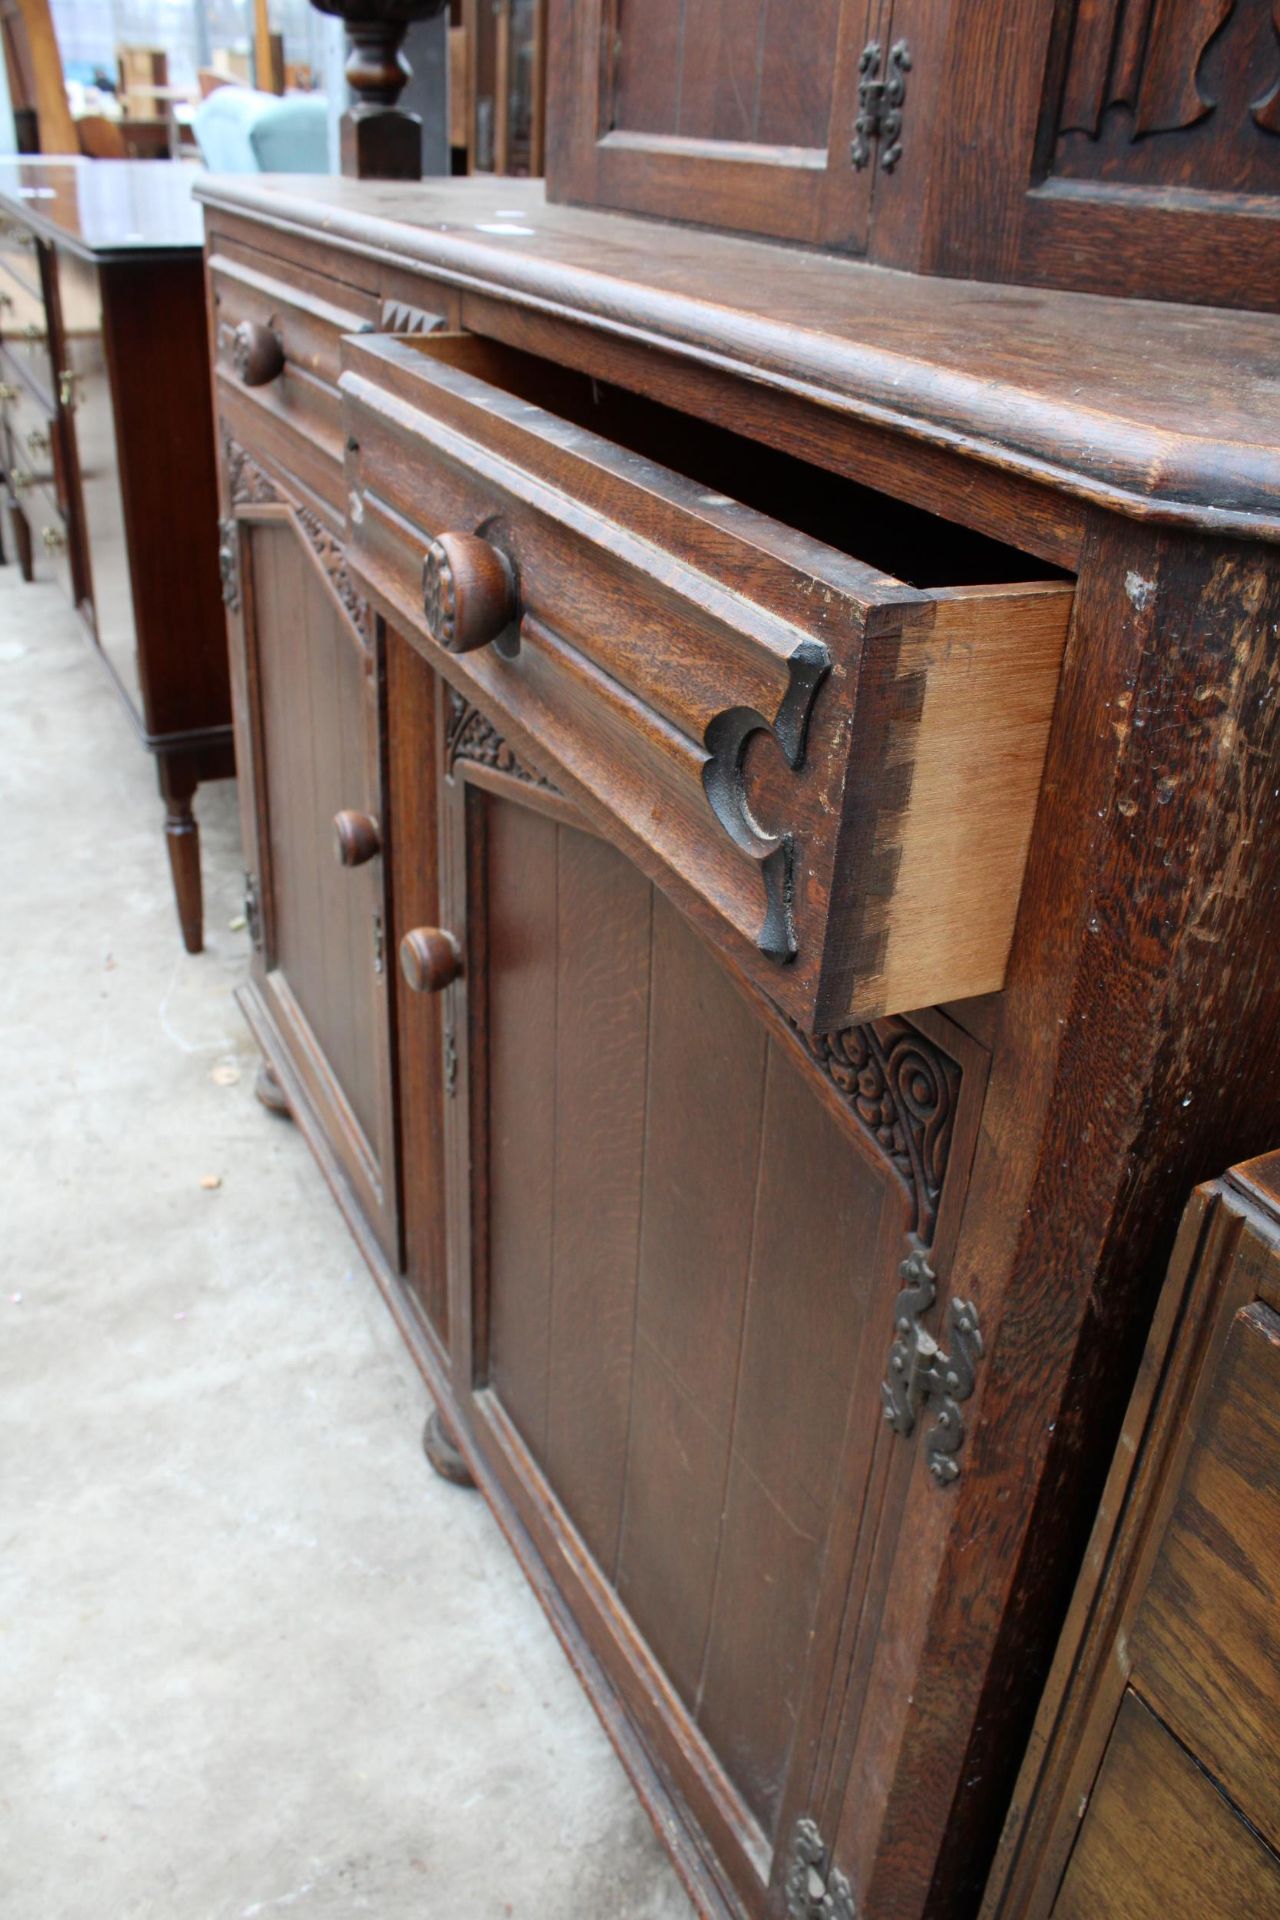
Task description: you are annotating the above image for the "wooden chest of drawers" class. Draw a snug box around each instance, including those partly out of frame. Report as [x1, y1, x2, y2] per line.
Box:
[984, 1150, 1280, 1918]
[0, 160, 230, 955]
[196, 173, 1280, 1920]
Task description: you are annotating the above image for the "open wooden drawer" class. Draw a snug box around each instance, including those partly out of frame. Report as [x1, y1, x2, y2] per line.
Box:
[341, 333, 1072, 1030]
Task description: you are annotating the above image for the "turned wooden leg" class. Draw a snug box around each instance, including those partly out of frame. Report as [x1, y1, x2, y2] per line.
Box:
[423, 1408, 475, 1488]
[254, 1058, 291, 1117]
[158, 760, 203, 954]
[164, 795, 203, 953]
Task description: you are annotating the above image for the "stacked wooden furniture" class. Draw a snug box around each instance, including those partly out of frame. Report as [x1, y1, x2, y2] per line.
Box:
[0, 160, 229, 953]
[195, 5, 1280, 1912]
[983, 1150, 1280, 1918]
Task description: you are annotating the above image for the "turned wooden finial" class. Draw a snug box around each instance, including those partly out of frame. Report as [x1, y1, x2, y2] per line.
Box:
[309, 0, 448, 180]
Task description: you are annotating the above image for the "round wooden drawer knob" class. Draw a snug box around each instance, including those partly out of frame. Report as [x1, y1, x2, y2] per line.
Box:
[399, 927, 463, 994]
[333, 809, 382, 867]
[232, 319, 285, 387]
[421, 531, 518, 654]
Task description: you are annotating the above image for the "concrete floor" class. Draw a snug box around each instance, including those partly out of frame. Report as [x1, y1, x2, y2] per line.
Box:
[0, 566, 694, 1919]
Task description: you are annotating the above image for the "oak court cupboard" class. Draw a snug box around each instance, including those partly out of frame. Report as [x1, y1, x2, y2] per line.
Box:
[195, 0, 1280, 1913]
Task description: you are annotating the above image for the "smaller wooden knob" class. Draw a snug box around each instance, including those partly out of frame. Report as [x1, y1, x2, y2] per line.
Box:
[232, 319, 285, 387]
[421, 531, 518, 654]
[399, 926, 463, 994]
[333, 809, 382, 867]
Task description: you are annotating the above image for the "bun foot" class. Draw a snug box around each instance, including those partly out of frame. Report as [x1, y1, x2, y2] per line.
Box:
[254, 1059, 291, 1117]
[423, 1407, 475, 1487]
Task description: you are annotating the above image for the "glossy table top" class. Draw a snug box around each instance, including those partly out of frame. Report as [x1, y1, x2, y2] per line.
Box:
[0, 158, 204, 260]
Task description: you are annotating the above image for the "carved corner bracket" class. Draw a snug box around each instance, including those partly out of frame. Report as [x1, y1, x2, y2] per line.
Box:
[792, 1017, 983, 1482]
[702, 638, 830, 966]
[786, 1818, 856, 1920]
[221, 430, 370, 638]
[443, 688, 559, 794]
[794, 1017, 957, 1245]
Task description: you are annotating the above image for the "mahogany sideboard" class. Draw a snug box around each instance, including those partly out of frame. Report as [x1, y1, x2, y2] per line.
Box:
[983, 1149, 1280, 1918]
[194, 170, 1280, 1920]
[0, 159, 229, 953]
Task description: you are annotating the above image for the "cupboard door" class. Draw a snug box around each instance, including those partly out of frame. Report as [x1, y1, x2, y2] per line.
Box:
[431, 689, 987, 1918]
[546, 0, 878, 249]
[224, 472, 398, 1262]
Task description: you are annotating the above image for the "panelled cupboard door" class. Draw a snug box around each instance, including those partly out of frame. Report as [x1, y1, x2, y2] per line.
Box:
[431, 685, 989, 1919]
[221, 472, 398, 1264]
[545, 0, 881, 248]
[981, 1151, 1280, 1920]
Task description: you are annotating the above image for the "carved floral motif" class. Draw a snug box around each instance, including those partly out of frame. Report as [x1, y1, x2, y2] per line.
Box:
[221, 432, 370, 637]
[443, 688, 559, 793]
[793, 1017, 959, 1247]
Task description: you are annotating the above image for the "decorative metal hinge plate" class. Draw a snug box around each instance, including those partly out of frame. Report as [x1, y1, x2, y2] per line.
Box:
[219, 516, 240, 613]
[243, 871, 262, 950]
[786, 1818, 857, 1920]
[881, 1245, 983, 1483]
[851, 38, 911, 172]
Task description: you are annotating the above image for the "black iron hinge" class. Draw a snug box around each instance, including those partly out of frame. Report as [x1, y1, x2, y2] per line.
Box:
[787, 1819, 856, 1920]
[243, 870, 262, 950]
[881, 1245, 983, 1483]
[219, 516, 240, 612]
[851, 39, 911, 172]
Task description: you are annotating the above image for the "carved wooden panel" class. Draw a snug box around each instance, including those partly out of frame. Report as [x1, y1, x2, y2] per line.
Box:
[1052, 0, 1280, 189]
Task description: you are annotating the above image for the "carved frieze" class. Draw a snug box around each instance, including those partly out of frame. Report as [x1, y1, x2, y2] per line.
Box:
[443, 688, 559, 793]
[221, 431, 370, 637]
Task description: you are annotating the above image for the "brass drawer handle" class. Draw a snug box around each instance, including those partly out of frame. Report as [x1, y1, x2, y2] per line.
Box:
[399, 927, 463, 994]
[231, 319, 285, 387]
[421, 531, 519, 654]
[26, 427, 49, 458]
[41, 523, 66, 554]
[333, 809, 381, 868]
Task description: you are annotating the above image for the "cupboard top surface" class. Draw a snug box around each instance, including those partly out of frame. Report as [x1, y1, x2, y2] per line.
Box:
[194, 174, 1280, 543]
[0, 159, 204, 261]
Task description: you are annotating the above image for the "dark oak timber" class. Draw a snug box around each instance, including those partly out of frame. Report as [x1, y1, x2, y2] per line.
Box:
[196, 148, 1280, 1920]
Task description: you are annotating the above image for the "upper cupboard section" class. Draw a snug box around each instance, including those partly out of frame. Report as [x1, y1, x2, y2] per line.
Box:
[546, 0, 1280, 309]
